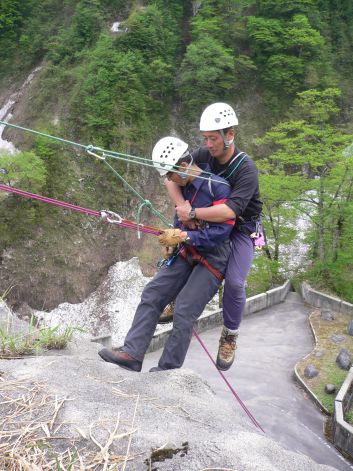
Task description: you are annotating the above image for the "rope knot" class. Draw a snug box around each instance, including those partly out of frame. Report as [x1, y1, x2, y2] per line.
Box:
[86, 144, 94, 152]
[143, 199, 153, 208]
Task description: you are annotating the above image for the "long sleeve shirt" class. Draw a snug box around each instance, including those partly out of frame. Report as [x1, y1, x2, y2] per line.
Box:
[174, 165, 234, 249]
[191, 147, 263, 220]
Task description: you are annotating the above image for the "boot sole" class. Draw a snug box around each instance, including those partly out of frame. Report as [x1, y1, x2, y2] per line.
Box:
[98, 349, 142, 372]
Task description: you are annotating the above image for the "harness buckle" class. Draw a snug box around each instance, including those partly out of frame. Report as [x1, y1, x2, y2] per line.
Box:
[100, 210, 123, 225]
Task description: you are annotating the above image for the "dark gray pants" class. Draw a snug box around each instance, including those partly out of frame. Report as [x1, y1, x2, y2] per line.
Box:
[123, 256, 221, 370]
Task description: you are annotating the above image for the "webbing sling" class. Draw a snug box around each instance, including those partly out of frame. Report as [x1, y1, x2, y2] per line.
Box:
[179, 244, 224, 282]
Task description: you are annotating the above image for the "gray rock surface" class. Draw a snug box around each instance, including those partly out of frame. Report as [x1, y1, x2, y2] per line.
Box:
[321, 309, 334, 321]
[336, 348, 352, 370]
[0, 340, 338, 471]
[331, 334, 346, 344]
[0, 300, 30, 335]
[304, 364, 319, 379]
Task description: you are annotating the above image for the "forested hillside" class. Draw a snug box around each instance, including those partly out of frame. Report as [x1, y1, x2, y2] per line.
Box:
[0, 0, 352, 309]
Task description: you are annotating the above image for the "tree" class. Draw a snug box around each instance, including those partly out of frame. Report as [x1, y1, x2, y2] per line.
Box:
[257, 88, 353, 298]
[0, 151, 47, 249]
[179, 36, 235, 117]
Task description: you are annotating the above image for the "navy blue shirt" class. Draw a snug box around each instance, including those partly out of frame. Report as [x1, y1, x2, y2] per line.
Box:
[192, 147, 262, 220]
[174, 165, 234, 249]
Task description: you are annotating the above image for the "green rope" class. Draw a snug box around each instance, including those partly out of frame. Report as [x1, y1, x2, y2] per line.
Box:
[0, 120, 88, 150]
[0, 120, 227, 185]
[0, 120, 228, 228]
[102, 160, 170, 226]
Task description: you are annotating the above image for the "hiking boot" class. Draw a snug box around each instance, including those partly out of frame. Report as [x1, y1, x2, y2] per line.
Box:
[98, 348, 142, 372]
[216, 326, 238, 371]
[158, 301, 175, 324]
[149, 366, 165, 372]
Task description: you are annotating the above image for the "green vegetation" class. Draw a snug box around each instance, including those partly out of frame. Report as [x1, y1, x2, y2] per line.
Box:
[257, 88, 353, 301]
[0, 315, 83, 358]
[296, 309, 353, 415]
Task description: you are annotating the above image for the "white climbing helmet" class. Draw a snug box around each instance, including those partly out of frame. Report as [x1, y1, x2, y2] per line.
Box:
[152, 136, 188, 176]
[199, 102, 238, 131]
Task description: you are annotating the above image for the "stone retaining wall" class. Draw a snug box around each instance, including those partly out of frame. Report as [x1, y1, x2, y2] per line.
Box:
[300, 282, 353, 459]
[301, 282, 353, 316]
[333, 367, 353, 459]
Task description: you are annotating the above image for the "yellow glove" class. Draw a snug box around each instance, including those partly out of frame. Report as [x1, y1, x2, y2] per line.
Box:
[158, 228, 183, 247]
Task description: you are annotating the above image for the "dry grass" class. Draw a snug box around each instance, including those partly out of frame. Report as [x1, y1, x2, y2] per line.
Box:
[296, 309, 353, 413]
[0, 375, 140, 470]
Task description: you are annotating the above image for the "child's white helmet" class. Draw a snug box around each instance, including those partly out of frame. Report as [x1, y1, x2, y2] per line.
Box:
[152, 137, 188, 176]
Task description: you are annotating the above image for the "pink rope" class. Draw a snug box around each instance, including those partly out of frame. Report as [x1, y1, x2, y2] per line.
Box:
[192, 328, 265, 433]
[0, 184, 161, 235]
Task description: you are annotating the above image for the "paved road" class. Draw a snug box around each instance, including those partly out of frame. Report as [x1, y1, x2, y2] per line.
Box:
[144, 292, 353, 471]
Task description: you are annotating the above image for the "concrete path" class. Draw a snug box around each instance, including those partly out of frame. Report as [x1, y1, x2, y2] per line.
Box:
[144, 292, 353, 471]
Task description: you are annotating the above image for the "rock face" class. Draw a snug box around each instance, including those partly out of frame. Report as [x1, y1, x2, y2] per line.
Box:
[33, 258, 154, 346]
[0, 342, 339, 471]
[32, 257, 219, 348]
[0, 300, 29, 334]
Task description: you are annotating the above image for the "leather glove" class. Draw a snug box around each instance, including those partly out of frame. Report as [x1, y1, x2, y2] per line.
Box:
[158, 228, 183, 247]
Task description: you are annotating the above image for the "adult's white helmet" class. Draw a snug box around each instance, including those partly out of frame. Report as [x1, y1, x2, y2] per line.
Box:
[199, 102, 238, 131]
[152, 136, 188, 176]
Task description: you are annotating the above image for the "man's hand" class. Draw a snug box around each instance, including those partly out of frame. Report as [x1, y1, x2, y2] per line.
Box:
[175, 201, 192, 223]
[158, 228, 188, 247]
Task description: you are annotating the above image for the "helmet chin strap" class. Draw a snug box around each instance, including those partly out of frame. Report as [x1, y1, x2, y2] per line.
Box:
[219, 130, 234, 149]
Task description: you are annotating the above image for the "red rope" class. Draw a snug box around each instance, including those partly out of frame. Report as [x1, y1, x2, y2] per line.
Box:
[0, 184, 163, 236]
[192, 328, 265, 433]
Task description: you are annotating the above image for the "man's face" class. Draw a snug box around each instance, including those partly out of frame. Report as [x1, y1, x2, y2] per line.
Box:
[202, 130, 233, 159]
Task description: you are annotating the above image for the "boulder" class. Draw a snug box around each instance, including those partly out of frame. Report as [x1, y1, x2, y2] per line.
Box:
[325, 384, 336, 395]
[304, 364, 319, 379]
[320, 309, 334, 321]
[336, 348, 351, 370]
[331, 334, 345, 344]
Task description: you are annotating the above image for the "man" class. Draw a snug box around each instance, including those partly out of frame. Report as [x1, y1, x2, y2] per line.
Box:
[165, 103, 263, 371]
[98, 136, 234, 372]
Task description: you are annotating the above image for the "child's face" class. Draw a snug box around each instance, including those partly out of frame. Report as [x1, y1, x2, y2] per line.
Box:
[166, 170, 188, 186]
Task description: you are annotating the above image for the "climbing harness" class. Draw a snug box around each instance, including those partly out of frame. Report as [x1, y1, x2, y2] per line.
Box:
[217, 151, 247, 180]
[179, 244, 224, 282]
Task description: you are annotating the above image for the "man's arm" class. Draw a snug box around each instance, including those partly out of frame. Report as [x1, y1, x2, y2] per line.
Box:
[176, 201, 236, 223]
[176, 160, 259, 223]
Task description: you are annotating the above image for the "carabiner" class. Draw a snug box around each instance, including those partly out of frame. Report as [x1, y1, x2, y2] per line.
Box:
[100, 210, 123, 225]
